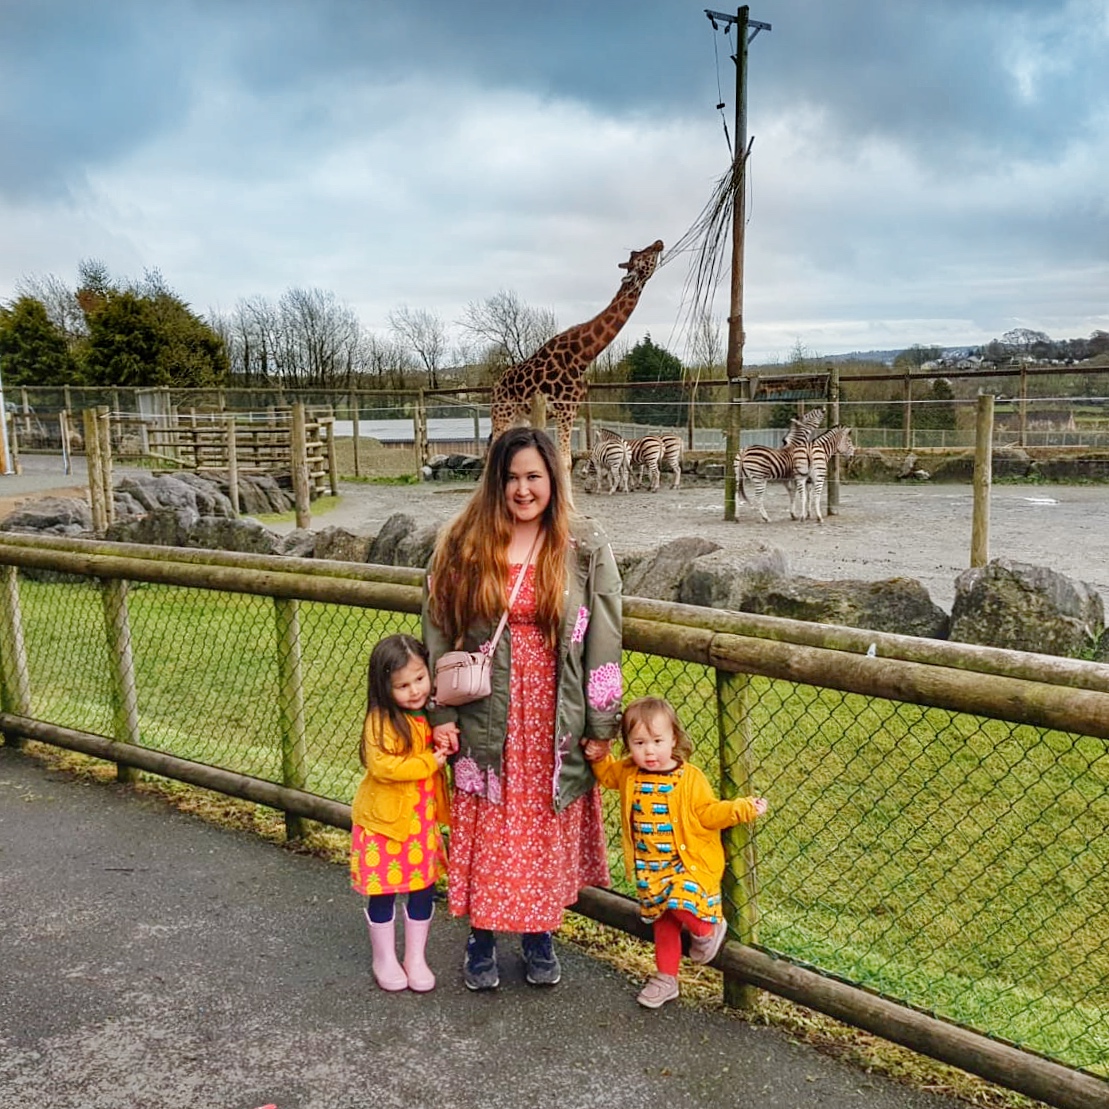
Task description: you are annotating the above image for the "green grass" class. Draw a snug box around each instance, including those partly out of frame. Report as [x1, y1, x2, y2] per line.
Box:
[13, 578, 1109, 1075]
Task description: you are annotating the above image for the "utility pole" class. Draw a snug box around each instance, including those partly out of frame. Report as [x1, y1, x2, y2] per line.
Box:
[705, 7, 770, 520]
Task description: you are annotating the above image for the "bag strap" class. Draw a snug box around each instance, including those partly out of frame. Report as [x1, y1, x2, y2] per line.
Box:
[484, 530, 541, 656]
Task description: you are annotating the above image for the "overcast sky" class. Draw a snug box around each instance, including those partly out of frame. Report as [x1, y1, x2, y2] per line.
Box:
[2, 0, 1107, 365]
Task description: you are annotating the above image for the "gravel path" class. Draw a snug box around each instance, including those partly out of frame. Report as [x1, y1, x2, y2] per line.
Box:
[4, 454, 1104, 612]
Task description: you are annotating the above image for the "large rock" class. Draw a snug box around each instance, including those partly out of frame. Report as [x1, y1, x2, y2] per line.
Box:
[395, 524, 441, 569]
[368, 513, 419, 566]
[184, 516, 281, 555]
[0, 496, 91, 536]
[279, 529, 318, 558]
[678, 547, 792, 611]
[742, 576, 950, 639]
[623, 537, 723, 602]
[950, 558, 1104, 656]
[314, 526, 373, 563]
[107, 506, 200, 547]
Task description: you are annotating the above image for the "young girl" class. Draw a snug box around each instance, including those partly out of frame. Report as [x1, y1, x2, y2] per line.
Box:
[350, 633, 450, 992]
[584, 696, 767, 1009]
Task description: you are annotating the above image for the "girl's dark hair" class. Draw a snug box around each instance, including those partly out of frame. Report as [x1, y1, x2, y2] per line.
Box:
[361, 633, 430, 764]
[619, 696, 694, 763]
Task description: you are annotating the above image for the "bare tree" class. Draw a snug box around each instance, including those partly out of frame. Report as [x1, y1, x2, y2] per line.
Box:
[14, 272, 86, 343]
[360, 332, 413, 391]
[458, 290, 558, 368]
[686, 313, 724, 444]
[388, 306, 448, 389]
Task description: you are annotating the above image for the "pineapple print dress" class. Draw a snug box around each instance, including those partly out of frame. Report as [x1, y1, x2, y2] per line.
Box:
[350, 710, 447, 896]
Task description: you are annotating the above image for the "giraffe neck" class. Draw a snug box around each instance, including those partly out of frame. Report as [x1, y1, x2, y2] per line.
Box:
[569, 276, 651, 363]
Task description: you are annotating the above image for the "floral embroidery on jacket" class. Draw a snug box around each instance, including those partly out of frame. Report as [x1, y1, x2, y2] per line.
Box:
[587, 662, 623, 712]
[453, 756, 484, 796]
[571, 606, 590, 644]
[486, 765, 503, 805]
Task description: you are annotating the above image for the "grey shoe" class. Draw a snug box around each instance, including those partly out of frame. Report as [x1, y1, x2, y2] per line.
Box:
[688, 919, 728, 965]
[637, 973, 680, 1009]
[521, 931, 561, 986]
[463, 929, 499, 990]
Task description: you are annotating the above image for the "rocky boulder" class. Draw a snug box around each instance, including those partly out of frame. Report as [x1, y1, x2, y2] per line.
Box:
[622, 537, 723, 602]
[314, 526, 373, 563]
[949, 558, 1104, 656]
[677, 548, 792, 611]
[0, 496, 92, 537]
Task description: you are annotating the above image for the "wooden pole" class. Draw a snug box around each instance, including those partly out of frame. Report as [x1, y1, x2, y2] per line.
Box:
[97, 405, 113, 526]
[83, 409, 107, 534]
[291, 402, 311, 529]
[323, 417, 338, 495]
[717, 668, 760, 1009]
[350, 390, 361, 478]
[274, 597, 308, 840]
[971, 393, 994, 568]
[59, 409, 71, 475]
[1018, 365, 1028, 448]
[100, 578, 140, 783]
[0, 565, 31, 745]
[827, 364, 841, 514]
[903, 369, 913, 449]
[226, 415, 240, 516]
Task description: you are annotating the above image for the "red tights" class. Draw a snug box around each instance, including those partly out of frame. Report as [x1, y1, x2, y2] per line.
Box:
[652, 908, 712, 976]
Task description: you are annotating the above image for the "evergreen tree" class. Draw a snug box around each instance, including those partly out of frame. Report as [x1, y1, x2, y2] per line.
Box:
[0, 296, 77, 386]
[623, 335, 684, 426]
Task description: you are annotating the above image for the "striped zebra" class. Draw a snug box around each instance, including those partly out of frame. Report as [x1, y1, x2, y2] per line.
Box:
[782, 407, 826, 447]
[797, 425, 855, 523]
[659, 432, 683, 490]
[734, 441, 811, 522]
[584, 435, 630, 494]
[628, 434, 667, 492]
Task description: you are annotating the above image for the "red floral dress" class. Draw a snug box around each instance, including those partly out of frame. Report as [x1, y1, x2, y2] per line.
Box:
[448, 564, 610, 931]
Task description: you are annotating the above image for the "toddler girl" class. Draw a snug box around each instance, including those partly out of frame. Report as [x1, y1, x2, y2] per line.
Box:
[350, 633, 450, 991]
[585, 695, 767, 1009]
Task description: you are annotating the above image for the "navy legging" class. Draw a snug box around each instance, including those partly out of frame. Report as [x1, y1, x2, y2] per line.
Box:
[366, 887, 435, 924]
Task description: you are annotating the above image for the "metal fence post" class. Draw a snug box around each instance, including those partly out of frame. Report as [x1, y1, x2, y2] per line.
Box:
[274, 597, 308, 841]
[100, 578, 140, 783]
[716, 666, 761, 1010]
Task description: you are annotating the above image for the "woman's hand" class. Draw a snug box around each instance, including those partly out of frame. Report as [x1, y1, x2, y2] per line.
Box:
[432, 722, 460, 756]
[582, 738, 610, 763]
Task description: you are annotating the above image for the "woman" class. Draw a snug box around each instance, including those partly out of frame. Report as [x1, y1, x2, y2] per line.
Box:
[423, 426, 623, 990]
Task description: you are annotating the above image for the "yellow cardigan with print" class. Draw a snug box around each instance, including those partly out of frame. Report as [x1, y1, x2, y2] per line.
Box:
[351, 711, 451, 842]
[591, 754, 760, 888]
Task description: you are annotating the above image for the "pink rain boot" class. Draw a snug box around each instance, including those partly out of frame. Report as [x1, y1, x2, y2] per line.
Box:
[402, 907, 436, 993]
[365, 907, 408, 992]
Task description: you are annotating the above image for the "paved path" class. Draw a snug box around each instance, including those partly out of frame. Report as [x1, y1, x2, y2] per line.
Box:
[0, 744, 970, 1109]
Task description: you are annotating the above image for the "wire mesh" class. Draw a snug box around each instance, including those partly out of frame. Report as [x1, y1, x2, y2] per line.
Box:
[1, 561, 1106, 1077]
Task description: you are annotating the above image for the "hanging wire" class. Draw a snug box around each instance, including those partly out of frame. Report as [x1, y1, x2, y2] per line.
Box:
[711, 19, 733, 158]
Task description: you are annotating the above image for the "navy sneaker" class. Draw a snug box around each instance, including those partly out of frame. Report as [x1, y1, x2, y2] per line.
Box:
[463, 929, 499, 991]
[521, 931, 561, 986]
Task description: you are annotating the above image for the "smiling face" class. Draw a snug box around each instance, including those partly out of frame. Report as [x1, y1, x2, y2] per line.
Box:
[626, 711, 678, 773]
[504, 445, 552, 526]
[389, 655, 431, 713]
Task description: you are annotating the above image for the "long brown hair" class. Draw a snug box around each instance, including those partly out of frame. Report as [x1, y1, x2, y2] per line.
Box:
[360, 633, 430, 764]
[427, 427, 570, 651]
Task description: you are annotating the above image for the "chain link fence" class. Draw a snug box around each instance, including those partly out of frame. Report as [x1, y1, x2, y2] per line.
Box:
[0, 540, 1106, 1100]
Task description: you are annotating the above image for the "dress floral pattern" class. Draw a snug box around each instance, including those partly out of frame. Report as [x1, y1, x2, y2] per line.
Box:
[448, 564, 610, 931]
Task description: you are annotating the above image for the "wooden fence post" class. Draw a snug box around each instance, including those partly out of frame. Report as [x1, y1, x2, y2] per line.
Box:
[274, 597, 307, 841]
[827, 363, 842, 515]
[83, 409, 107, 534]
[350, 391, 361, 478]
[0, 565, 32, 746]
[971, 393, 994, 568]
[414, 390, 429, 468]
[291, 402, 311, 529]
[717, 667, 761, 1010]
[324, 417, 339, 495]
[902, 369, 913, 449]
[226, 415, 240, 516]
[97, 405, 114, 526]
[100, 578, 140, 783]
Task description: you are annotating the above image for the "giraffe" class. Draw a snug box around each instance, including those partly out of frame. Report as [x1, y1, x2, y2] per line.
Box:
[489, 239, 664, 472]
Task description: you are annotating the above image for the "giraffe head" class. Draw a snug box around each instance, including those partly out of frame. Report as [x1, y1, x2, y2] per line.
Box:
[617, 240, 664, 289]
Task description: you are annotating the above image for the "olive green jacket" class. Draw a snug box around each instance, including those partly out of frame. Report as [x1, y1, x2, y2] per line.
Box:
[422, 516, 623, 813]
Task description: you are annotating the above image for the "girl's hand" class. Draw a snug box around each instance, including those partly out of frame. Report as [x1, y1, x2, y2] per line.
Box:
[752, 797, 768, 816]
[582, 738, 610, 762]
[431, 748, 449, 768]
[432, 723, 460, 756]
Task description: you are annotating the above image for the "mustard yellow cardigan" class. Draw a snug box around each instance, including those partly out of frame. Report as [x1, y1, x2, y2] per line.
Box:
[351, 711, 451, 842]
[591, 754, 760, 890]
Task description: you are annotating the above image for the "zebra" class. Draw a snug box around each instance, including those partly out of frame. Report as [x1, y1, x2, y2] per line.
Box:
[659, 432, 683, 490]
[627, 434, 667, 492]
[733, 441, 811, 522]
[782, 407, 826, 447]
[796, 425, 855, 523]
[584, 435, 630, 494]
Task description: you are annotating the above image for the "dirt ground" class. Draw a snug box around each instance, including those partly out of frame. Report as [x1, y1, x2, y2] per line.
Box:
[286, 476, 1108, 613]
[4, 454, 1106, 613]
